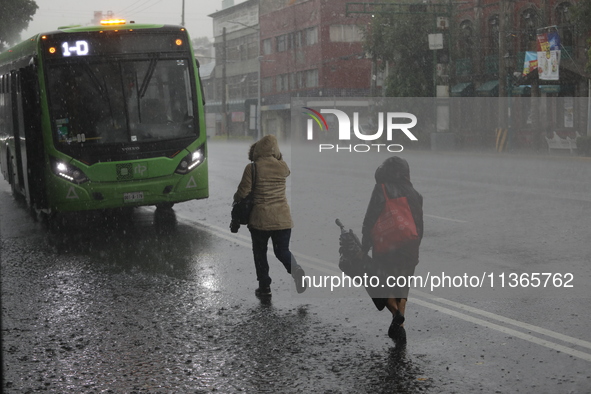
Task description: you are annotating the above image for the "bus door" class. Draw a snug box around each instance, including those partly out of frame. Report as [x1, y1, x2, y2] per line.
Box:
[20, 64, 47, 210]
[9, 70, 26, 197]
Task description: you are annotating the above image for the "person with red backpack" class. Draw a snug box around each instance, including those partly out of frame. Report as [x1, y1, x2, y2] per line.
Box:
[361, 156, 424, 345]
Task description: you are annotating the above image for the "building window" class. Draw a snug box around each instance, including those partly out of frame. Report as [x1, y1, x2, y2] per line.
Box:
[271, 27, 318, 53]
[329, 25, 362, 42]
[555, 2, 571, 25]
[487, 15, 499, 54]
[459, 20, 474, 59]
[276, 35, 287, 52]
[263, 38, 272, 55]
[247, 73, 258, 97]
[292, 69, 318, 89]
[276, 74, 289, 91]
[262, 77, 273, 93]
[520, 8, 541, 52]
[228, 74, 254, 99]
[294, 71, 304, 89]
[227, 39, 240, 62]
[214, 43, 225, 64]
[287, 32, 296, 50]
[305, 69, 318, 88]
[246, 35, 258, 59]
[555, 2, 574, 51]
[223, 33, 259, 62]
[305, 27, 318, 46]
[294, 30, 304, 48]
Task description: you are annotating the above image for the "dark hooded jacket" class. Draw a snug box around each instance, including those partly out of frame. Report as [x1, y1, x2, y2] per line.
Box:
[233, 135, 293, 231]
[361, 156, 424, 266]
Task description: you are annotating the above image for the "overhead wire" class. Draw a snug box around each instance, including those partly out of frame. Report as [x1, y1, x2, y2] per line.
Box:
[115, 0, 150, 15]
[119, 0, 166, 17]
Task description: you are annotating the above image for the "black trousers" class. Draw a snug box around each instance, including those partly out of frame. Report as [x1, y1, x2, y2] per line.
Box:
[249, 228, 298, 287]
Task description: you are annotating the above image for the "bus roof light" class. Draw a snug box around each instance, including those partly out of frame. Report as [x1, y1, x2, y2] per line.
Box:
[100, 19, 126, 25]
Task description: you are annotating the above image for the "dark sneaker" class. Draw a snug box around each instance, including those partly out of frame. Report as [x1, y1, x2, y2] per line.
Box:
[388, 311, 405, 340]
[396, 326, 407, 346]
[292, 266, 307, 294]
[255, 286, 271, 297]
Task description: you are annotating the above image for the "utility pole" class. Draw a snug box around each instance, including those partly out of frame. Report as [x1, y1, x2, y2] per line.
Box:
[181, 0, 185, 26]
[221, 27, 228, 139]
[497, 0, 510, 146]
[474, 0, 483, 79]
[370, 54, 377, 97]
[498, 0, 507, 99]
[257, 55, 262, 141]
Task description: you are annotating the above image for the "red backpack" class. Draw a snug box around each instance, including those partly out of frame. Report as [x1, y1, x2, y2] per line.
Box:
[371, 184, 419, 254]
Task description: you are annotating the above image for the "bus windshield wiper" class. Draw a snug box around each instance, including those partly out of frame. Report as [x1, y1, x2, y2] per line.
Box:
[138, 56, 159, 99]
[83, 63, 108, 101]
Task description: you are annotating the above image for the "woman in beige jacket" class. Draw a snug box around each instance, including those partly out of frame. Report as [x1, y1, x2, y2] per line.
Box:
[233, 135, 306, 297]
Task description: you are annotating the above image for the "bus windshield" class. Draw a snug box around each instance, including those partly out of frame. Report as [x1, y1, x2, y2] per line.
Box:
[46, 57, 197, 146]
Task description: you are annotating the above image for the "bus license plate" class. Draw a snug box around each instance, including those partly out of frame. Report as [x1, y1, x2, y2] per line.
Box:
[123, 192, 144, 202]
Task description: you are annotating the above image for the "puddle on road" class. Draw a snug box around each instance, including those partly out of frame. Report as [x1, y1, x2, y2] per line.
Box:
[2, 206, 444, 393]
[41, 207, 213, 278]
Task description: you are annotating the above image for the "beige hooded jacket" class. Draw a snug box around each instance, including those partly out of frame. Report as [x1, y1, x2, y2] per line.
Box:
[233, 135, 293, 230]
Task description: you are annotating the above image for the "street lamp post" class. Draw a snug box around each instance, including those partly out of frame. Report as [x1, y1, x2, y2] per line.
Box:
[257, 55, 262, 141]
[504, 52, 515, 150]
[221, 27, 228, 139]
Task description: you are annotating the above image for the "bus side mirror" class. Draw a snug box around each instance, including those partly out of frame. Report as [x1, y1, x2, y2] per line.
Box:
[28, 56, 37, 70]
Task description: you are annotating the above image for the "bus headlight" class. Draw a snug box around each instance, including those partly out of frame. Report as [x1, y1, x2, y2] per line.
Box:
[175, 145, 205, 174]
[51, 157, 89, 184]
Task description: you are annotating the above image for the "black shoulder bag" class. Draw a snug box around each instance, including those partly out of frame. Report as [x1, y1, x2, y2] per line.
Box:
[231, 163, 257, 225]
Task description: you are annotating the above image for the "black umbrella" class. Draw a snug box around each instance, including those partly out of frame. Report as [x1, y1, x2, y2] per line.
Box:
[336, 219, 388, 311]
[336, 219, 372, 278]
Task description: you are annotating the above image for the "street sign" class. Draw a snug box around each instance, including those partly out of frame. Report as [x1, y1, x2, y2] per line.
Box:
[437, 16, 449, 29]
[428, 33, 444, 50]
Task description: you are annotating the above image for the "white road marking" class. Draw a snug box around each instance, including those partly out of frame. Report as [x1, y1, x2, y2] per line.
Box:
[414, 291, 591, 351]
[172, 210, 591, 362]
[424, 214, 468, 223]
[411, 297, 591, 362]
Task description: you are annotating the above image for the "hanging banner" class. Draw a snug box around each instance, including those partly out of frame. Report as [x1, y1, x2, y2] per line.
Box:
[537, 31, 561, 81]
[522, 51, 538, 76]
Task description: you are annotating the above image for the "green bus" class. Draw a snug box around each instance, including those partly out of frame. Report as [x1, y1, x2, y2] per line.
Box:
[0, 20, 208, 218]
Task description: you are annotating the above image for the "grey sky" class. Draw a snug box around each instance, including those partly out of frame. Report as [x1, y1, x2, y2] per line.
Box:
[21, 0, 243, 41]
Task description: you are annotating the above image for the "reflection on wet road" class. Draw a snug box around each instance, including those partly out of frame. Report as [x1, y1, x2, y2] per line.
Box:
[2, 203, 437, 393]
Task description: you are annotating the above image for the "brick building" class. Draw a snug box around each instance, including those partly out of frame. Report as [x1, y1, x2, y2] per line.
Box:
[449, 0, 590, 149]
[207, 0, 589, 147]
[208, 0, 377, 140]
[258, 0, 376, 139]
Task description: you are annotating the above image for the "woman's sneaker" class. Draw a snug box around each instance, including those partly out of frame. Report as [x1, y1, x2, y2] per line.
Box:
[255, 286, 271, 297]
[292, 266, 307, 293]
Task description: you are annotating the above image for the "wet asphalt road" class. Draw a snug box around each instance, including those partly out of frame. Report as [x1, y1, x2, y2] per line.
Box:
[2, 141, 591, 393]
[1, 200, 438, 393]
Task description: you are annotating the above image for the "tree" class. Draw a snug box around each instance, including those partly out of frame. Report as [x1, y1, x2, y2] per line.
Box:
[192, 36, 211, 48]
[571, 0, 591, 72]
[363, 8, 435, 97]
[0, 0, 38, 51]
